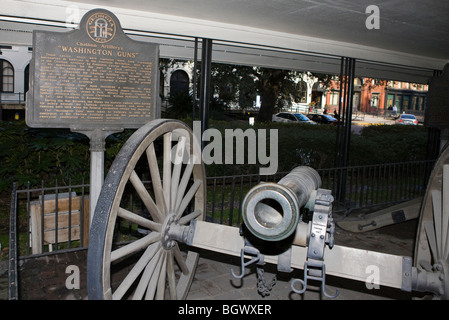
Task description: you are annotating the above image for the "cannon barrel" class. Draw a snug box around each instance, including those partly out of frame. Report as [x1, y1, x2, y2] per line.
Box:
[242, 166, 322, 242]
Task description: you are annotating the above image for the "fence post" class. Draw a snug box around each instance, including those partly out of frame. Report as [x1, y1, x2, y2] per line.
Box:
[8, 182, 18, 300]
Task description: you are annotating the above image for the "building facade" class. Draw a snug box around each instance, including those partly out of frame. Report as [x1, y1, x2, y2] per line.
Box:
[0, 44, 428, 121]
[323, 77, 428, 116]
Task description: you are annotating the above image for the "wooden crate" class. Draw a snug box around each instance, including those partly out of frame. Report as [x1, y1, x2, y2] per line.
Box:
[29, 194, 89, 254]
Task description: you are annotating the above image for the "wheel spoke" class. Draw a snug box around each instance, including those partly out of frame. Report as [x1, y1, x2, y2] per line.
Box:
[145, 250, 165, 300]
[173, 243, 189, 275]
[174, 156, 196, 213]
[132, 248, 163, 300]
[129, 170, 164, 223]
[167, 250, 178, 300]
[163, 132, 172, 213]
[176, 179, 202, 219]
[112, 242, 160, 300]
[111, 232, 160, 263]
[424, 220, 438, 262]
[146, 143, 167, 214]
[155, 251, 168, 300]
[171, 136, 187, 211]
[178, 210, 202, 225]
[118, 207, 161, 232]
[431, 189, 442, 259]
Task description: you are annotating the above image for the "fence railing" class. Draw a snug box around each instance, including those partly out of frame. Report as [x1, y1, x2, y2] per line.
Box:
[10, 179, 90, 257]
[9, 160, 434, 258]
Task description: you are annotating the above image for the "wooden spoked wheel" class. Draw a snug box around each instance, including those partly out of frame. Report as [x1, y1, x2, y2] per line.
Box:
[414, 143, 449, 299]
[87, 119, 206, 300]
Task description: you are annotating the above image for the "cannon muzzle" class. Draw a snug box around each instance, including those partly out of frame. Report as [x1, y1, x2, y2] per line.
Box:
[242, 166, 321, 241]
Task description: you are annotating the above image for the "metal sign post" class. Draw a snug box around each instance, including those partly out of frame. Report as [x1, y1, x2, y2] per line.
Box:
[76, 128, 122, 226]
[26, 8, 159, 227]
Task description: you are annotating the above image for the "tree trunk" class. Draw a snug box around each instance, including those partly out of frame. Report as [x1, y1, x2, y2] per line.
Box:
[257, 88, 278, 123]
[256, 69, 285, 123]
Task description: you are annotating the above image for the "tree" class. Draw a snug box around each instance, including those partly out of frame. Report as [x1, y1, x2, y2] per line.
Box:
[171, 59, 324, 122]
[210, 64, 309, 119]
[253, 68, 307, 123]
[210, 63, 257, 110]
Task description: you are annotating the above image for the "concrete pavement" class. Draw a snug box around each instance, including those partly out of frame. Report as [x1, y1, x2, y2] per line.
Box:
[351, 113, 396, 126]
[350, 113, 397, 135]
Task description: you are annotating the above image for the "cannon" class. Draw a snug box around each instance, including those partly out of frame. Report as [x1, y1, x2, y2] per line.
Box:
[87, 119, 449, 300]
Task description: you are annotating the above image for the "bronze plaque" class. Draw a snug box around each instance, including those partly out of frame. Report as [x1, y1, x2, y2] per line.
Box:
[425, 64, 449, 128]
[26, 8, 159, 130]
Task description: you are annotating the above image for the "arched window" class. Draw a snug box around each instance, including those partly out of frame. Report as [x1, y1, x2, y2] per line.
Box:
[170, 70, 189, 96]
[1, 59, 14, 92]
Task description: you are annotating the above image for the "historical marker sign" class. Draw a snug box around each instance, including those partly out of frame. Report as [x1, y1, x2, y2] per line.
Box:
[26, 8, 160, 226]
[26, 8, 159, 130]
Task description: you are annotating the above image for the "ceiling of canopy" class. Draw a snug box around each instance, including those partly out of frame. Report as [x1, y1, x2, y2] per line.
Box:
[1, 0, 448, 83]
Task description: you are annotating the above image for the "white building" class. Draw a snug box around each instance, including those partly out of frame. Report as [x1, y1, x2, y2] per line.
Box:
[0, 45, 32, 120]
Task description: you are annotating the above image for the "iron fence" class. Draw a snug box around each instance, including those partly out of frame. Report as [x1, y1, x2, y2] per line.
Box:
[10, 179, 90, 258]
[9, 160, 434, 259]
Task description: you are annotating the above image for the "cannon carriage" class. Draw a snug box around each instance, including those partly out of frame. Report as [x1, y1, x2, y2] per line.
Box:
[86, 118, 449, 300]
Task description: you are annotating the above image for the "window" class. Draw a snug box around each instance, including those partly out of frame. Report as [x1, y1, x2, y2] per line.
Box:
[170, 70, 189, 96]
[371, 93, 379, 107]
[418, 96, 424, 111]
[400, 114, 416, 120]
[412, 96, 418, 110]
[330, 91, 339, 106]
[294, 114, 308, 121]
[1, 59, 14, 92]
[387, 94, 394, 109]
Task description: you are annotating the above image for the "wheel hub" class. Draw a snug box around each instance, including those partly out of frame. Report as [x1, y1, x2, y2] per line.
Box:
[413, 259, 449, 299]
[161, 213, 191, 250]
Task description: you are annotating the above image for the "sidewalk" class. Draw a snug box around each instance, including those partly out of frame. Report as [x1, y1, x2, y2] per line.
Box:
[351, 113, 396, 126]
[350, 114, 396, 135]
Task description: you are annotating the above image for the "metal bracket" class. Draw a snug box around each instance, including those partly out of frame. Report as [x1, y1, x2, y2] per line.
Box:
[291, 188, 339, 298]
[231, 246, 263, 279]
[291, 259, 339, 298]
[230, 243, 278, 296]
[401, 256, 413, 292]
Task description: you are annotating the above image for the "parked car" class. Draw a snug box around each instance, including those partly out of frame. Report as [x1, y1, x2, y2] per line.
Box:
[396, 114, 418, 125]
[272, 112, 316, 124]
[308, 113, 338, 125]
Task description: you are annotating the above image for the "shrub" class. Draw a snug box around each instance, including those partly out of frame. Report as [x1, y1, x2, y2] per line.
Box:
[0, 120, 429, 192]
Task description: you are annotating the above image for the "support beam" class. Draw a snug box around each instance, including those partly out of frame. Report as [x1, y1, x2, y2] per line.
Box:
[192, 37, 198, 122]
[199, 38, 213, 150]
[190, 220, 411, 291]
[334, 57, 356, 204]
